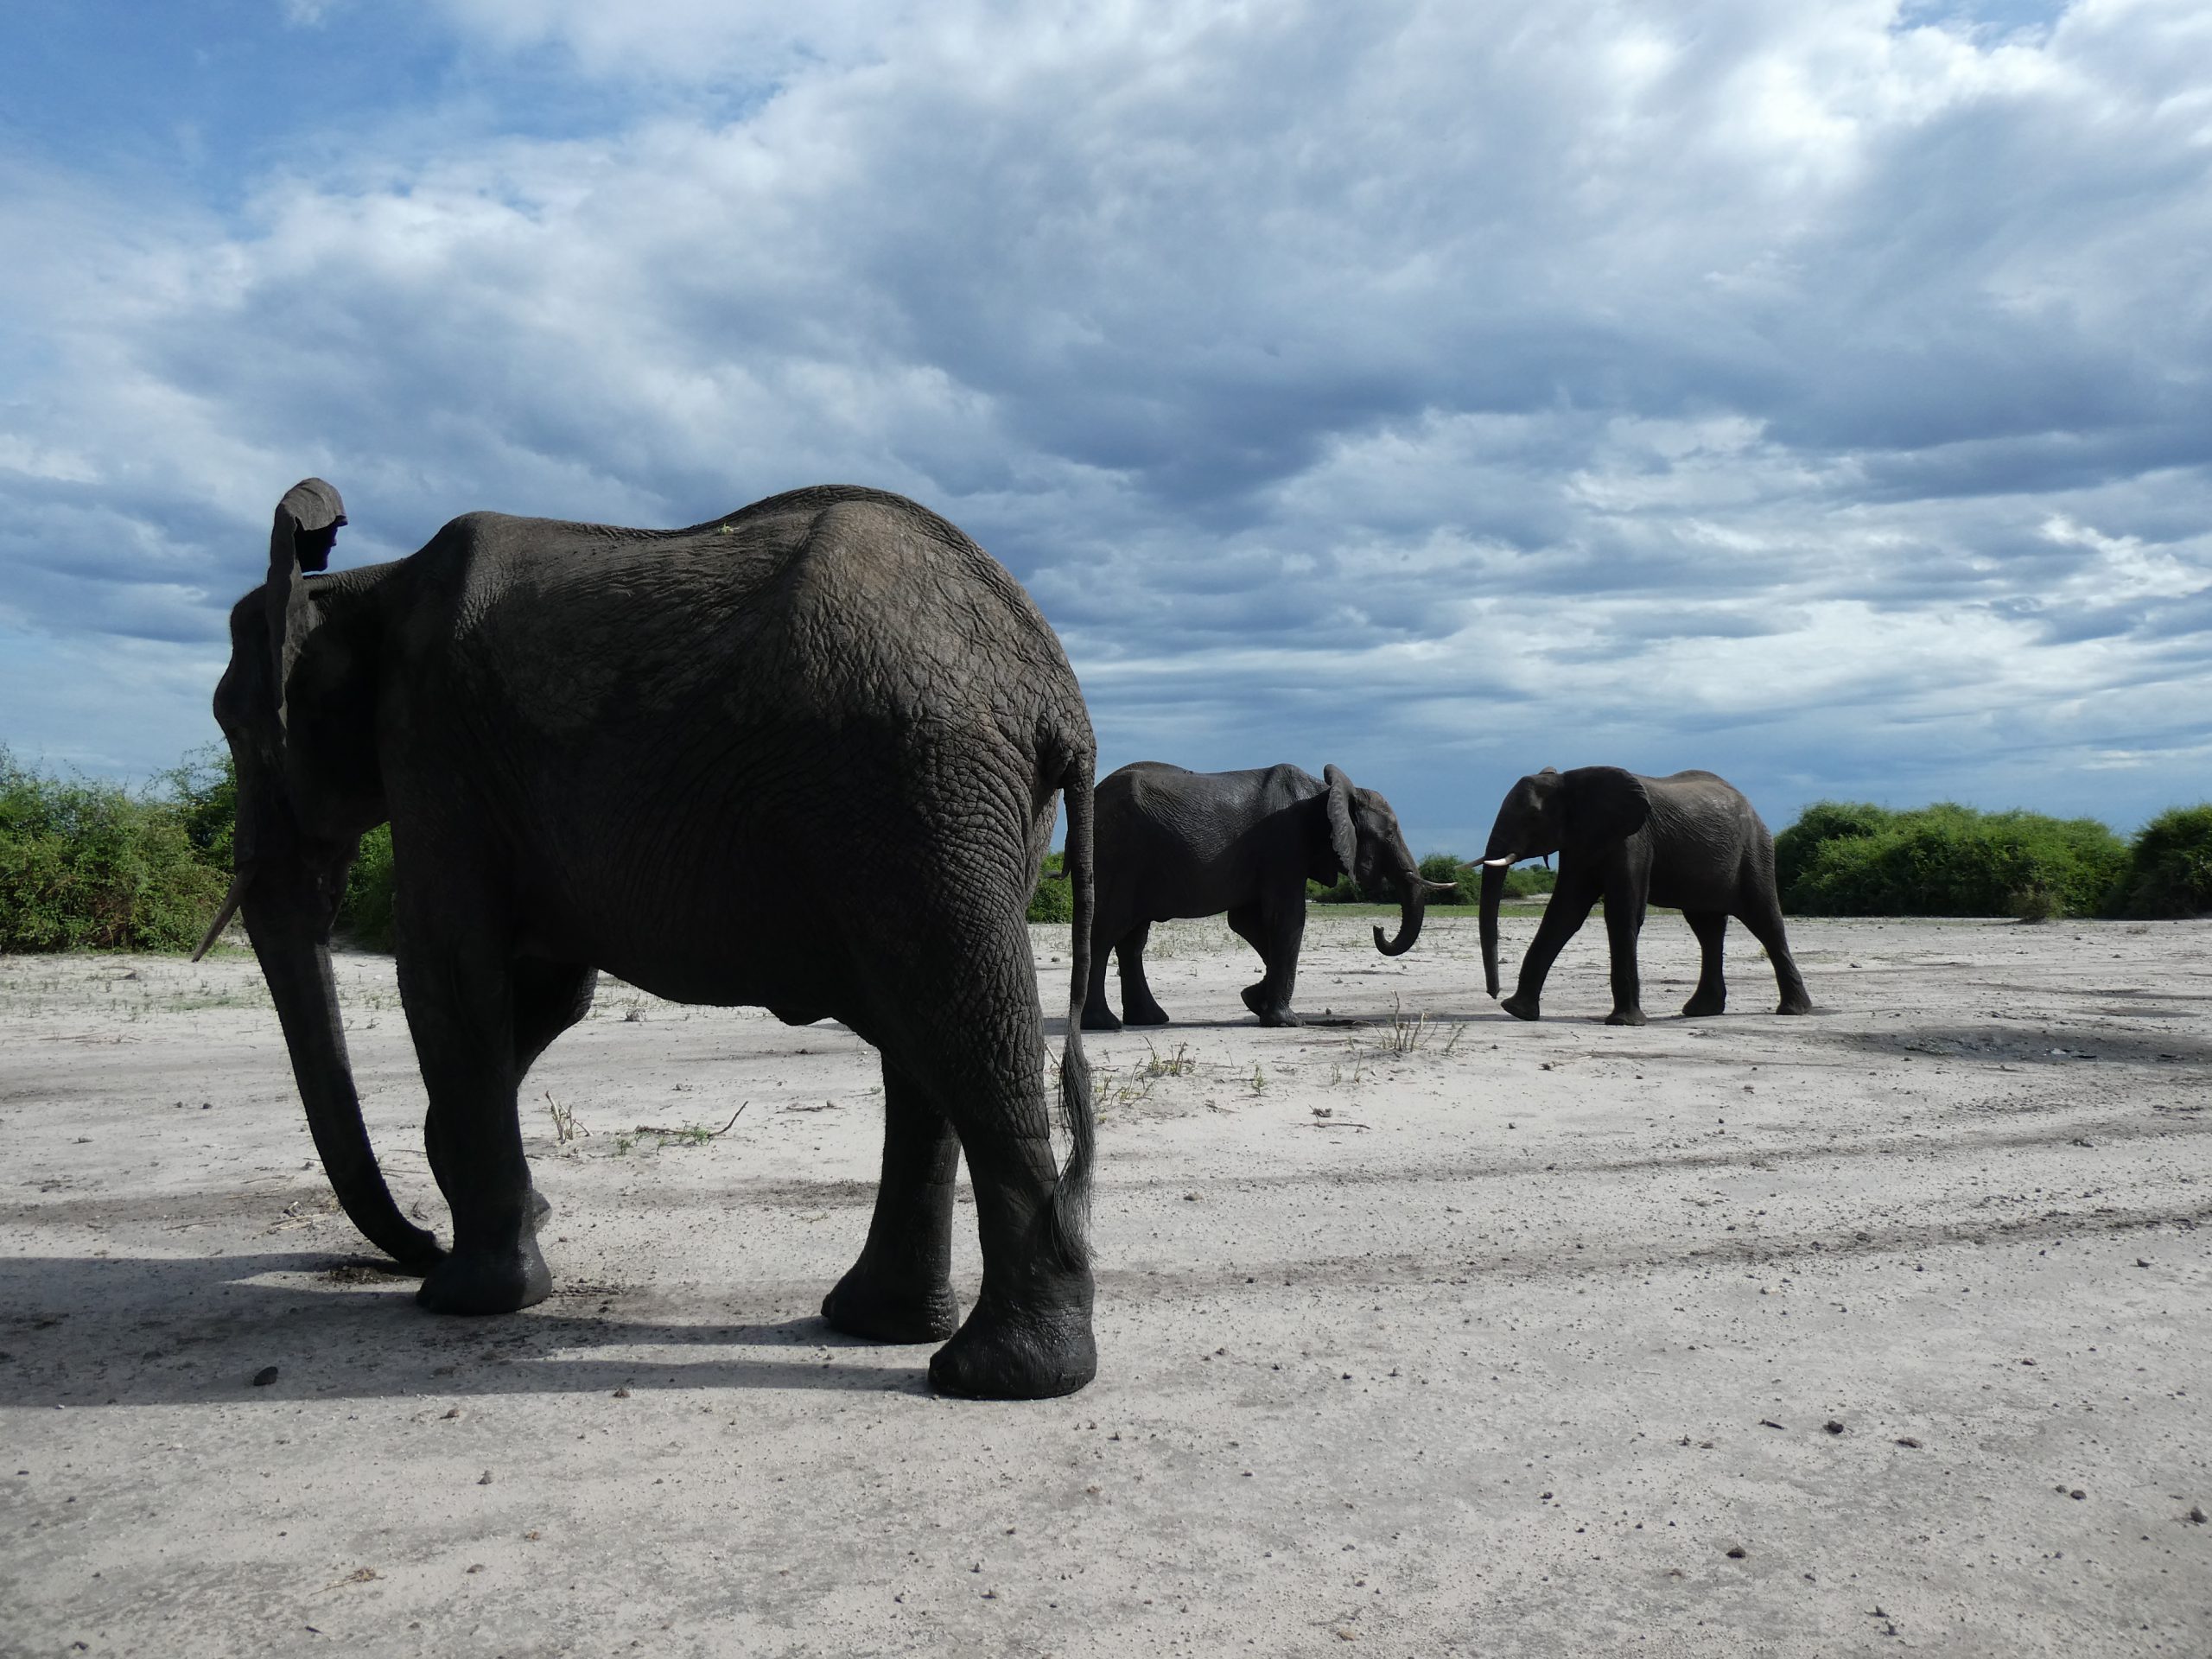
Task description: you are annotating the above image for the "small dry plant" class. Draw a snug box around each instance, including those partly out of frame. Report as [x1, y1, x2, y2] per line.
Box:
[1139, 1040, 1195, 1079]
[545, 1091, 588, 1144]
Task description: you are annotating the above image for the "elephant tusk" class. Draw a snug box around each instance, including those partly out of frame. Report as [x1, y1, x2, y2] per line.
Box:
[1479, 855, 1516, 868]
[1415, 877, 1459, 893]
[192, 868, 256, 962]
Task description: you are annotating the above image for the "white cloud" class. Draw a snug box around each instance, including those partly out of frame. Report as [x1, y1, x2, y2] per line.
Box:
[1, 0, 2208, 836]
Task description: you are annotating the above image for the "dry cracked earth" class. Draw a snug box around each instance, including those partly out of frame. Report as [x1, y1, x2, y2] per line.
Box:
[2, 912, 2208, 1656]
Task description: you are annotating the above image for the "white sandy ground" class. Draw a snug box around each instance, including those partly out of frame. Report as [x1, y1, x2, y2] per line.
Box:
[1, 911, 2208, 1658]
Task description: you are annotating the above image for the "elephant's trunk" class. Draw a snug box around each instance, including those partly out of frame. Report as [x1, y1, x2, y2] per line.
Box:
[1372, 868, 1431, 957]
[1479, 859, 1510, 998]
[240, 864, 445, 1272]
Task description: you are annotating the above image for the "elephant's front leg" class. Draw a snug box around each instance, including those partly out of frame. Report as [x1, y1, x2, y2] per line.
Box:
[1503, 889, 1596, 1021]
[400, 946, 550, 1316]
[822, 1058, 962, 1343]
[1229, 902, 1305, 1026]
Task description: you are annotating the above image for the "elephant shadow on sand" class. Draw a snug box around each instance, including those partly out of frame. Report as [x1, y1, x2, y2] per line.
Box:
[0, 1250, 938, 1410]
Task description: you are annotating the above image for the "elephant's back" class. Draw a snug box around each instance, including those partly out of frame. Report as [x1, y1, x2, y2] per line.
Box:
[397, 486, 1080, 738]
[763, 493, 1077, 730]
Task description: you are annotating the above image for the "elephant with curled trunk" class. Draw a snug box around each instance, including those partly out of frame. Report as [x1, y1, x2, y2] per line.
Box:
[200, 479, 1101, 1400]
[1478, 766, 1812, 1026]
[1082, 761, 1450, 1031]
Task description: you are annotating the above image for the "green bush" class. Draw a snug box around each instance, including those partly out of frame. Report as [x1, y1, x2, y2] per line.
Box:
[1418, 852, 1476, 904]
[2115, 804, 2212, 918]
[157, 744, 238, 873]
[1503, 863, 1555, 899]
[1027, 850, 1073, 924]
[0, 747, 226, 951]
[339, 825, 399, 950]
[1773, 800, 1897, 893]
[1780, 801, 2129, 918]
[1407, 852, 1553, 903]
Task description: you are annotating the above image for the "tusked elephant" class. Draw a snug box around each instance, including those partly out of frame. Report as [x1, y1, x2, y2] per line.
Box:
[198, 479, 1100, 1399]
[1477, 766, 1811, 1026]
[1083, 761, 1451, 1030]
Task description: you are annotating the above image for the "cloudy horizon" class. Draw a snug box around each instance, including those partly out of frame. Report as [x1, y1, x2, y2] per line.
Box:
[3, 0, 2207, 852]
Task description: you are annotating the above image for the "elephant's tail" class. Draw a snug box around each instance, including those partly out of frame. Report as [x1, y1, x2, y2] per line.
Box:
[1046, 745, 1097, 1272]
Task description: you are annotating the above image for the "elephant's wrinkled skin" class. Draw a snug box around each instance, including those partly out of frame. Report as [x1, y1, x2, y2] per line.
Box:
[1083, 761, 1448, 1030]
[204, 480, 1100, 1400]
[1478, 766, 1812, 1027]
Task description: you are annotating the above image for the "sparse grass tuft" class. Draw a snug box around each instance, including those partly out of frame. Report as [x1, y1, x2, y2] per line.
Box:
[1139, 1040, 1194, 1079]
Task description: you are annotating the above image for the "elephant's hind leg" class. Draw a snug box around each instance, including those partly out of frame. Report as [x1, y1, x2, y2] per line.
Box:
[1740, 897, 1813, 1014]
[512, 959, 597, 1077]
[1116, 923, 1171, 1027]
[1680, 911, 1729, 1017]
[872, 933, 1094, 1399]
[823, 1056, 963, 1344]
[511, 959, 597, 1231]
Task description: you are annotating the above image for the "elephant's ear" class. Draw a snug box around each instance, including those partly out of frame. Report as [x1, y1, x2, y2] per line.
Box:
[1321, 764, 1360, 876]
[263, 478, 346, 730]
[1562, 766, 1650, 853]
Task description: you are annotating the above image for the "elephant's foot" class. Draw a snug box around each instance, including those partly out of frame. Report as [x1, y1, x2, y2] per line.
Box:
[1604, 1007, 1649, 1027]
[1122, 1001, 1171, 1027]
[1500, 994, 1541, 1022]
[1240, 984, 1301, 1027]
[527, 1187, 553, 1230]
[927, 1297, 1096, 1400]
[821, 1264, 960, 1344]
[1080, 1005, 1123, 1033]
[416, 1234, 551, 1315]
[1777, 995, 1813, 1016]
[1681, 992, 1726, 1018]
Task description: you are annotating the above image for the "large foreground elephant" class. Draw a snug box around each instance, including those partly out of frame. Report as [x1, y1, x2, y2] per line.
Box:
[200, 480, 1099, 1399]
[1084, 761, 1449, 1030]
[1478, 766, 1811, 1026]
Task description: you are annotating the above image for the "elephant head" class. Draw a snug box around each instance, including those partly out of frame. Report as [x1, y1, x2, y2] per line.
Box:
[194, 480, 442, 1271]
[1478, 766, 1650, 997]
[1321, 764, 1455, 957]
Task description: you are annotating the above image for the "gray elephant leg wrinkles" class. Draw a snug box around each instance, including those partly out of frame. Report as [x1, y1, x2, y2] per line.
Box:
[821, 1057, 963, 1344]
[871, 930, 1095, 1399]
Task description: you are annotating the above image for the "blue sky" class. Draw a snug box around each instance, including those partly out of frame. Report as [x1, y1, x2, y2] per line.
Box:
[2, 0, 2205, 851]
